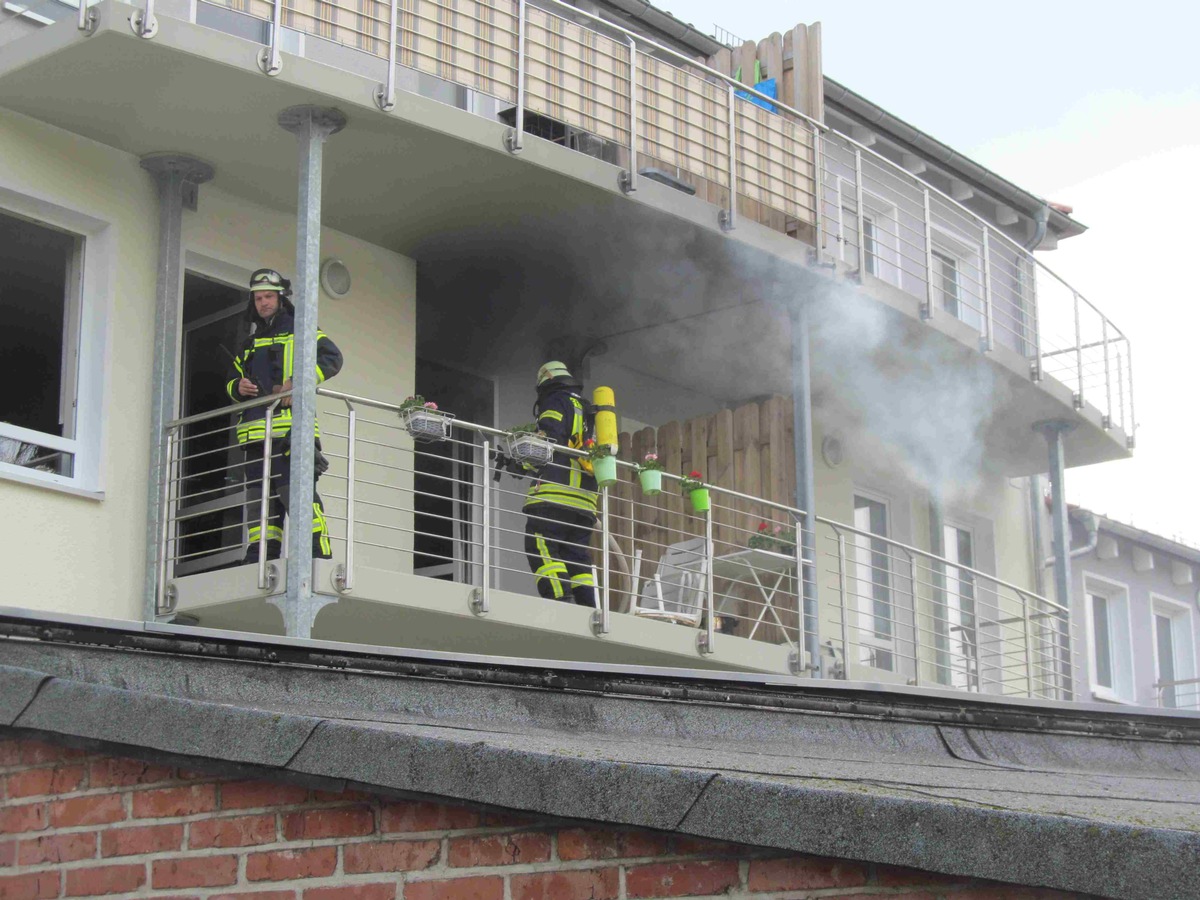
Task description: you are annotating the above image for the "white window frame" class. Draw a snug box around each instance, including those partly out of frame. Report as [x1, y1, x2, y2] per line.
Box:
[1082, 573, 1135, 703]
[942, 520, 978, 690]
[852, 488, 896, 672]
[930, 224, 984, 334]
[1149, 593, 1196, 709]
[861, 192, 901, 288]
[0, 185, 113, 497]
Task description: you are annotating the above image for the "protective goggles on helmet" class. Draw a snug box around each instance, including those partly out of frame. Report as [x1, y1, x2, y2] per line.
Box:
[248, 268, 290, 295]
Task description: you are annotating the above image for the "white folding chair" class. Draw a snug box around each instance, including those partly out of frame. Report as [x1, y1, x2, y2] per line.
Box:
[632, 538, 707, 626]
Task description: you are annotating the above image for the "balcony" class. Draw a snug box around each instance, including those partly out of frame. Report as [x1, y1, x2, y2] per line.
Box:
[0, 0, 1132, 475]
[156, 387, 1074, 699]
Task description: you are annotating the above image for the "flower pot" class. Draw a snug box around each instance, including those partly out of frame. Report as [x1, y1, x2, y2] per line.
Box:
[638, 468, 662, 496]
[507, 433, 555, 467]
[592, 455, 618, 488]
[401, 407, 453, 443]
[689, 487, 711, 513]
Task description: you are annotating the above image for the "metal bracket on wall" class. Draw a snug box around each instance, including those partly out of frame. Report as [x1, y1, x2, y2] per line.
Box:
[696, 632, 713, 656]
[262, 563, 279, 593]
[258, 47, 283, 77]
[159, 583, 177, 614]
[590, 609, 606, 637]
[718, 209, 734, 232]
[129, 7, 157, 39]
[503, 128, 524, 155]
[468, 587, 488, 616]
[618, 170, 635, 194]
[332, 565, 350, 594]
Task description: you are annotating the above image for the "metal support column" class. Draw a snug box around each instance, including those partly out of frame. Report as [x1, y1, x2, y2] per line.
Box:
[790, 299, 821, 675]
[274, 105, 347, 638]
[139, 154, 214, 623]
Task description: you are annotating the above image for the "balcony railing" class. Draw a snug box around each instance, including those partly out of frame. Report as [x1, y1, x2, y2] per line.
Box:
[176, 0, 1135, 443]
[154, 388, 1074, 700]
[1156, 677, 1200, 710]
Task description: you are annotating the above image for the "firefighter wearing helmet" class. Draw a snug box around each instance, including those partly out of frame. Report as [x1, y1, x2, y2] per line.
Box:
[522, 361, 599, 606]
[226, 268, 344, 563]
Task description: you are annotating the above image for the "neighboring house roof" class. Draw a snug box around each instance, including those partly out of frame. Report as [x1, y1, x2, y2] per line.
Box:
[1072, 506, 1200, 566]
[1, 610, 1198, 900]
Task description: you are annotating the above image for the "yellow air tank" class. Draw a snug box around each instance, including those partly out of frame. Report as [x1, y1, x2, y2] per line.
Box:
[592, 386, 618, 453]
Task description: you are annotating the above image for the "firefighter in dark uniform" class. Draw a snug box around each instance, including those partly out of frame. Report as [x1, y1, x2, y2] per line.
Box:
[227, 268, 343, 563]
[523, 361, 599, 607]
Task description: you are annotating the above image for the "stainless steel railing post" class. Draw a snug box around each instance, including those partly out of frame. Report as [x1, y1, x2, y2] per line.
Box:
[1126, 341, 1137, 448]
[701, 507, 715, 652]
[258, 0, 284, 75]
[374, 0, 399, 111]
[981, 228, 994, 352]
[479, 440, 492, 613]
[908, 552, 921, 687]
[836, 530, 849, 677]
[620, 37, 638, 193]
[1029, 256, 1043, 380]
[1020, 590, 1034, 697]
[258, 402, 278, 591]
[1102, 318, 1112, 428]
[1073, 291, 1084, 407]
[922, 187, 935, 319]
[337, 403, 357, 592]
[720, 84, 737, 231]
[811, 123, 824, 262]
[506, 0, 528, 153]
[155, 428, 175, 615]
[853, 147, 865, 276]
[793, 515, 806, 661]
[599, 486, 611, 635]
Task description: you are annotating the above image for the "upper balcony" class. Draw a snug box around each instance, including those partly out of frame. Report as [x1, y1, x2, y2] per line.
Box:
[0, 0, 1133, 478]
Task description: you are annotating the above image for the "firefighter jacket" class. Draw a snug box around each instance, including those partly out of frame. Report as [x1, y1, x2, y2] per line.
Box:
[523, 386, 598, 519]
[225, 308, 343, 444]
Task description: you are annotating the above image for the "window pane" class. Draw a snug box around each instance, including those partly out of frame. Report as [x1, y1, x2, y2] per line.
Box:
[1156, 613, 1177, 708]
[0, 209, 79, 478]
[1091, 594, 1113, 689]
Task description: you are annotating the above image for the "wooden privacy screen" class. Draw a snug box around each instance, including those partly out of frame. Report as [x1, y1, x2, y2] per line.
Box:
[200, 0, 822, 243]
[600, 394, 802, 643]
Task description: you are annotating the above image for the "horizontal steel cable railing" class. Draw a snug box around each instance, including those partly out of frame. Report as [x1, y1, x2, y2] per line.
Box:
[819, 130, 1134, 442]
[175, 0, 1132, 441]
[815, 514, 1074, 699]
[154, 389, 1069, 697]
[1156, 677, 1200, 711]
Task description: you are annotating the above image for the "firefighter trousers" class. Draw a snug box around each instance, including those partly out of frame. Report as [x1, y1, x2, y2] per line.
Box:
[243, 441, 331, 562]
[524, 507, 596, 607]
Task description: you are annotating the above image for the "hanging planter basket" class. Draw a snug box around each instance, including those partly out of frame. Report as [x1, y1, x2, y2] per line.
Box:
[689, 487, 711, 514]
[401, 407, 454, 443]
[591, 455, 618, 489]
[506, 432, 555, 467]
[638, 468, 663, 496]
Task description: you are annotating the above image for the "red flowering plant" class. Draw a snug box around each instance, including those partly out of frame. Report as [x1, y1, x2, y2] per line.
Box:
[679, 470, 705, 494]
[748, 520, 798, 553]
[399, 394, 439, 412]
[637, 451, 663, 472]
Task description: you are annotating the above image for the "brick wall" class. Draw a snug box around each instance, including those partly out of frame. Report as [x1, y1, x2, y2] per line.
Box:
[0, 737, 1088, 899]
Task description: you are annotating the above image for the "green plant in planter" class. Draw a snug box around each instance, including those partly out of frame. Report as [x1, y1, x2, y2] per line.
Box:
[680, 470, 710, 513]
[398, 395, 452, 442]
[505, 423, 554, 467]
[399, 394, 437, 412]
[506, 422, 541, 435]
[636, 451, 664, 496]
[584, 439, 618, 488]
[748, 521, 797, 553]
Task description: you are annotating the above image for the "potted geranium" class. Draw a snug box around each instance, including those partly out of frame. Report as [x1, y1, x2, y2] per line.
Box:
[505, 423, 555, 467]
[749, 521, 797, 553]
[585, 439, 618, 488]
[636, 451, 664, 496]
[680, 470, 710, 513]
[399, 395, 453, 442]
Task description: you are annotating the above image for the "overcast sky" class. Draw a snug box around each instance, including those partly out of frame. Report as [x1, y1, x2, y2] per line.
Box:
[663, 0, 1200, 546]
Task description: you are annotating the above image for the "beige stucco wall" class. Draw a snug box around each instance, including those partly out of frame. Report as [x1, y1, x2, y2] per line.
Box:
[0, 109, 416, 620]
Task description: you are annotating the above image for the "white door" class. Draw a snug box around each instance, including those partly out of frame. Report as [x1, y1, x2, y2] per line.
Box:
[942, 524, 977, 689]
[853, 495, 894, 671]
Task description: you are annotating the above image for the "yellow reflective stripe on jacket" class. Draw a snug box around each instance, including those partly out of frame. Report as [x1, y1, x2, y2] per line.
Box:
[526, 484, 598, 514]
[538, 409, 563, 423]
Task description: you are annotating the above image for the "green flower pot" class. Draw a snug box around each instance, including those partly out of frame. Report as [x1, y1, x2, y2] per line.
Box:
[638, 469, 663, 496]
[592, 455, 618, 488]
[689, 487, 711, 513]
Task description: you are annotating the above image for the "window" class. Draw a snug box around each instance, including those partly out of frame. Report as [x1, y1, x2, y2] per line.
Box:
[0, 193, 108, 494]
[861, 194, 900, 287]
[0, 209, 82, 482]
[853, 494, 893, 671]
[941, 523, 977, 689]
[1151, 596, 1196, 709]
[1084, 577, 1133, 702]
[930, 228, 984, 333]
